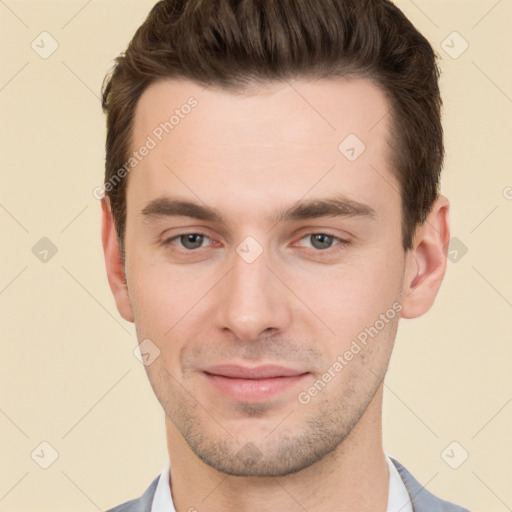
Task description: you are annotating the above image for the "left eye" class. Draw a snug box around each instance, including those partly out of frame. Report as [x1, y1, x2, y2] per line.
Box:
[296, 233, 347, 250]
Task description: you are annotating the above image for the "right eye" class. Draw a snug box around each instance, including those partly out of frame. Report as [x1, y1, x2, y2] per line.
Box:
[162, 232, 215, 251]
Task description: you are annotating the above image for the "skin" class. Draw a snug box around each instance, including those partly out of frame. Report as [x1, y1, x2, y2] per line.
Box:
[102, 77, 450, 512]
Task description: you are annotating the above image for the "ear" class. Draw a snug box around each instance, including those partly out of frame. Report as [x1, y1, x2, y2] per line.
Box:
[101, 197, 134, 323]
[400, 195, 451, 319]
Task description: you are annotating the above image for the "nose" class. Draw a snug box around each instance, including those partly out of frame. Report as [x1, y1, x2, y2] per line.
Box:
[214, 243, 293, 342]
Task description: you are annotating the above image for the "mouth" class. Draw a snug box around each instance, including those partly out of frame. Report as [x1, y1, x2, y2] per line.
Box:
[202, 364, 310, 402]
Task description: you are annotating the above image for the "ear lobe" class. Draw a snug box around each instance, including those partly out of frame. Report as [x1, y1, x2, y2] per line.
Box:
[101, 197, 134, 323]
[400, 195, 451, 319]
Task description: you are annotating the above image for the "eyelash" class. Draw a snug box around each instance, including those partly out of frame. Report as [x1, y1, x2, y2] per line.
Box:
[161, 231, 350, 252]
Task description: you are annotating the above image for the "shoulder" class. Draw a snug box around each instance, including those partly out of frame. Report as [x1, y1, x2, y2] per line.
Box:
[390, 457, 471, 512]
[105, 474, 160, 512]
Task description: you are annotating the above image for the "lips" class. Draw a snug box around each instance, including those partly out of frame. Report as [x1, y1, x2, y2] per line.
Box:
[202, 364, 309, 402]
[204, 364, 305, 379]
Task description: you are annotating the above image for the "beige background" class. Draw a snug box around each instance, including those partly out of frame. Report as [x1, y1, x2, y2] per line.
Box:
[1, 0, 511, 511]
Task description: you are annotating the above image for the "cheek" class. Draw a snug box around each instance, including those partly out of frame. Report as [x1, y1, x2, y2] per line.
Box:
[289, 248, 404, 339]
[126, 259, 190, 339]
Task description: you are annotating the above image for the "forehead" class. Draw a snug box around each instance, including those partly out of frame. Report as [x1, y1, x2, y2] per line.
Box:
[133, 76, 390, 152]
[128, 76, 398, 224]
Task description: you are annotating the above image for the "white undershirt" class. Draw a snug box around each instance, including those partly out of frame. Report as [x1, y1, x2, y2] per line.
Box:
[151, 453, 413, 512]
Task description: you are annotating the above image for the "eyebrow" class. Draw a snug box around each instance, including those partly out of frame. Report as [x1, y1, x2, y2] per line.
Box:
[140, 194, 377, 225]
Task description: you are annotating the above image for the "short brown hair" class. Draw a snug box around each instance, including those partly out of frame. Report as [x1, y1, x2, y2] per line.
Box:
[102, 0, 443, 257]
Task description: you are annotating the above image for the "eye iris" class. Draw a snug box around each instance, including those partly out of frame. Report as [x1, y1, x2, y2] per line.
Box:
[310, 233, 333, 250]
[181, 233, 204, 249]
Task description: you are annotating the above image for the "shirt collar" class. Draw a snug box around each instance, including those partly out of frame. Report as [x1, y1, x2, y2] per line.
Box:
[150, 461, 175, 512]
[386, 453, 414, 512]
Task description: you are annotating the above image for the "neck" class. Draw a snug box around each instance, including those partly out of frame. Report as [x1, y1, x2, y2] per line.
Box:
[165, 384, 389, 512]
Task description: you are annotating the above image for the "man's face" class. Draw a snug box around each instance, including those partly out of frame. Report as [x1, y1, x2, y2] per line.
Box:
[122, 77, 407, 476]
